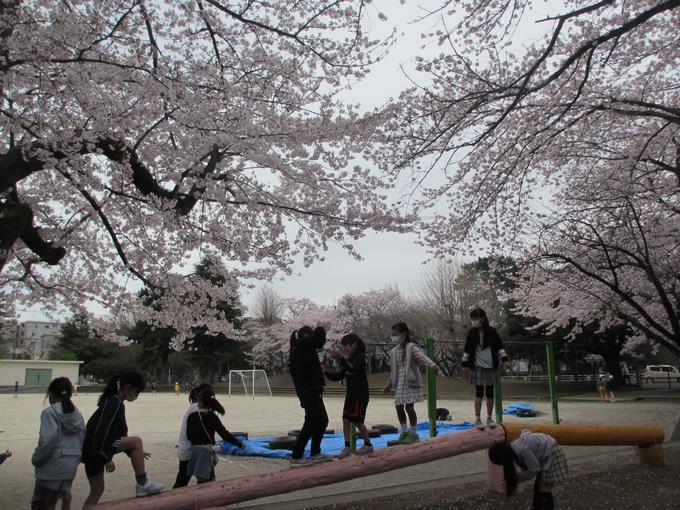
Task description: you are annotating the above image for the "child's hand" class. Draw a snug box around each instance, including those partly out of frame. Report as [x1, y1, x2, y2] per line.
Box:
[432, 364, 442, 376]
[383, 386, 391, 394]
[143, 451, 152, 460]
[4, 450, 12, 458]
[105, 460, 116, 473]
[503, 360, 512, 370]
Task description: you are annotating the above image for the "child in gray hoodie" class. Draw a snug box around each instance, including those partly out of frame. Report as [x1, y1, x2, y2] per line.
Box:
[31, 377, 85, 510]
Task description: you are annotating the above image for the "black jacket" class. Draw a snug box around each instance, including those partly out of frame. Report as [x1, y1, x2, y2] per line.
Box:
[325, 351, 369, 403]
[186, 410, 243, 448]
[461, 326, 508, 370]
[289, 326, 326, 397]
[82, 396, 128, 463]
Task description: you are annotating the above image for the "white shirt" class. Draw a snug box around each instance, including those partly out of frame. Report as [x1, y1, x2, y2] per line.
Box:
[176, 402, 198, 461]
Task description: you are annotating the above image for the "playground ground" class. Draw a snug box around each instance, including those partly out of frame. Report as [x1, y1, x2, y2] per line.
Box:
[1, 389, 678, 509]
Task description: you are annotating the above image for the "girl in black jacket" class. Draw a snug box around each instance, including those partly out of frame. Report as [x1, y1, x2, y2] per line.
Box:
[82, 372, 164, 507]
[461, 308, 511, 430]
[288, 323, 330, 466]
[324, 333, 373, 458]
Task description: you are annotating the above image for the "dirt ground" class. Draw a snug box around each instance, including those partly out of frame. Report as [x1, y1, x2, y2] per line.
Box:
[1, 391, 678, 508]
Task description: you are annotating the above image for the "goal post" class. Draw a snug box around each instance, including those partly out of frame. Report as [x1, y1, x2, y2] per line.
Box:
[228, 369, 272, 398]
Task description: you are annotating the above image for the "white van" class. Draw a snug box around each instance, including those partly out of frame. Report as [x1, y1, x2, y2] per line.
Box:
[644, 365, 680, 383]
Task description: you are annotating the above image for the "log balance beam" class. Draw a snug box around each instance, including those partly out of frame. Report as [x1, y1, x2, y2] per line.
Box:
[98, 423, 665, 510]
[98, 427, 507, 510]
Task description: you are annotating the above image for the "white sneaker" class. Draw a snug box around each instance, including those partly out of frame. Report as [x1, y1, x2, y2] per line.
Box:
[356, 444, 374, 455]
[486, 417, 497, 428]
[338, 447, 353, 458]
[474, 418, 486, 430]
[135, 479, 165, 497]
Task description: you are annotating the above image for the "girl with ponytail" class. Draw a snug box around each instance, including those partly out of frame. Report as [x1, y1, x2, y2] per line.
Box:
[82, 372, 164, 507]
[488, 430, 568, 510]
[31, 377, 85, 510]
[185, 388, 244, 484]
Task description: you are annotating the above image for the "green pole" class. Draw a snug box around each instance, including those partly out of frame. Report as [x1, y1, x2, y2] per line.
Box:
[546, 341, 560, 424]
[426, 337, 438, 438]
[494, 367, 503, 424]
[350, 422, 357, 452]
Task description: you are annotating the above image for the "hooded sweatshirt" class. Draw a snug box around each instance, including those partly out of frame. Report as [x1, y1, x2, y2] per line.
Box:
[32, 402, 86, 481]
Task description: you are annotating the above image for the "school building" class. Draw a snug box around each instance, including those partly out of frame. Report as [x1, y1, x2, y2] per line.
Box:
[0, 359, 82, 387]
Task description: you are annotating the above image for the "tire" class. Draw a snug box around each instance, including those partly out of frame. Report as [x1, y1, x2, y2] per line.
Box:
[367, 429, 381, 438]
[516, 409, 537, 418]
[268, 436, 298, 450]
[372, 424, 398, 434]
[325, 429, 336, 435]
[232, 431, 249, 440]
[387, 439, 401, 447]
[287, 430, 301, 436]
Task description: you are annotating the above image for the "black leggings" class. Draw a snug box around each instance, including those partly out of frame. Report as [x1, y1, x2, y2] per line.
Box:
[172, 459, 215, 487]
[475, 385, 494, 399]
[292, 393, 329, 459]
[395, 403, 417, 426]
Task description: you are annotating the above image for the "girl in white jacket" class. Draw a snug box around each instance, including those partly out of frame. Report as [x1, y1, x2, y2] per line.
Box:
[31, 377, 85, 510]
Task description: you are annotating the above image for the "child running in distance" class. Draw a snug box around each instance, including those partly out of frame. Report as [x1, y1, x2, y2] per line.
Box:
[488, 429, 568, 510]
[174, 382, 181, 396]
[289, 323, 331, 467]
[81, 372, 164, 507]
[173, 382, 213, 488]
[185, 388, 244, 484]
[383, 322, 441, 444]
[324, 333, 373, 458]
[31, 377, 85, 510]
[462, 308, 510, 429]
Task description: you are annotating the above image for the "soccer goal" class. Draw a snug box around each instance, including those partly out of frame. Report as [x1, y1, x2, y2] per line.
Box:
[228, 369, 272, 398]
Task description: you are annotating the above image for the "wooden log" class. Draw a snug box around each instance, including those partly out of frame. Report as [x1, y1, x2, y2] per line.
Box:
[503, 423, 664, 446]
[98, 427, 507, 510]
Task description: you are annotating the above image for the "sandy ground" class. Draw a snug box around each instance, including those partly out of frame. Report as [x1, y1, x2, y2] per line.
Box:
[0, 391, 678, 508]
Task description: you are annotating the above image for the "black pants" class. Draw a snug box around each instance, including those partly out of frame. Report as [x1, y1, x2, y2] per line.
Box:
[173, 459, 215, 488]
[292, 393, 329, 459]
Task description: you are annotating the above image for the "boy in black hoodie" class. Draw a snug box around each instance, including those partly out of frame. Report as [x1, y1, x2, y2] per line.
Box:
[288, 323, 330, 466]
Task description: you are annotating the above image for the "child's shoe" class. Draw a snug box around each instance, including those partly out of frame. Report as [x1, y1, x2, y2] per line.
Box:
[356, 444, 374, 455]
[474, 418, 486, 430]
[289, 457, 309, 468]
[486, 417, 497, 428]
[401, 431, 419, 444]
[135, 479, 165, 497]
[337, 447, 353, 458]
[396, 431, 409, 443]
[309, 453, 333, 464]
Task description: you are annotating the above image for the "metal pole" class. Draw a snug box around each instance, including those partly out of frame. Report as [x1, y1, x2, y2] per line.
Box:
[350, 423, 357, 452]
[546, 341, 560, 424]
[426, 337, 438, 438]
[493, 368, 503, 424]
[252, 369, 255, 400]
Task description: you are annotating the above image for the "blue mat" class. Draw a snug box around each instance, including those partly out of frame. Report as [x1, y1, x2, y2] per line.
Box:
[503, 402, 535, 415]
[217, 421, 473, 459]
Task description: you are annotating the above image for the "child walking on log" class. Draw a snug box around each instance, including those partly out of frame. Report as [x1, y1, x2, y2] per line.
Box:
[324, 333, 373, 458]
[488, 429, 568, 510]
[289, 323, 331, 466]
[173, 382, 213, 488]
[81, 372, 164, 507]
[185, 388, 244, 484]
[383, 322, 441, 444]
[462, 308, 510, 429]
[31, 377, 85, 510]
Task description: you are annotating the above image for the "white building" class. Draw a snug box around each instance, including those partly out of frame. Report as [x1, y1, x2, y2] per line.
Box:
[14, 321, 64, 359]
[0, 359, 82, 387]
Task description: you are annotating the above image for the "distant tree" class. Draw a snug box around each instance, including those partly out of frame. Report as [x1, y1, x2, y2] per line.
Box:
[251, 286, 286, 327]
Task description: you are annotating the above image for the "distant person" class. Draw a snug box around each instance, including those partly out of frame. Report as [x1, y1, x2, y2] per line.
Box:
[289, 323, 331, 467]
[14, 380, 20, 398]
[173, 381, 212, 488]
[462, 308, 510, 429]
[150, 382, 157, 395]
[324, 333, 373, 458]
[184, 388, 244, 484]
[31, 377, 85, 510]
[0, 449, 11, 465]
[81, 372, 164, 507]
[174, 382, 181, 397]
[605, 375, 616, 403]
[621, 363, 631, 385]
[489, 429, 568, 510]
[597, 373, 608, 402]
[383, 322, 441, 444]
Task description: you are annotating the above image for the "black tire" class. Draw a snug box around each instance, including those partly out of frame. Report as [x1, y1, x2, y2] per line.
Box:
[287, 430, 301, 436]
[387, 439, 401, 447]
[232, 431, 249, 440]
[268, 436, 298, 450]
[516, 409, 537, 418]
[324, 429, 336, 434]
[367, 429, 381, 438]
[372, 424, 398, 434]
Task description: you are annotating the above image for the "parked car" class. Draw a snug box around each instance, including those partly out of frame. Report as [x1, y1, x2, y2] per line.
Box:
[644, 365, 680, 383]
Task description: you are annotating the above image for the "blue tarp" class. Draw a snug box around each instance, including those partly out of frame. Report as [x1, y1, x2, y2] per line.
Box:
[503, 402, 536, 415]
[217, 421, 473, 459]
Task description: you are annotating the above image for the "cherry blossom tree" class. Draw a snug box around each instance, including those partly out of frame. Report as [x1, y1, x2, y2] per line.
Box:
[0, 0, 406, 333]
[380, 1, 680, 351]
